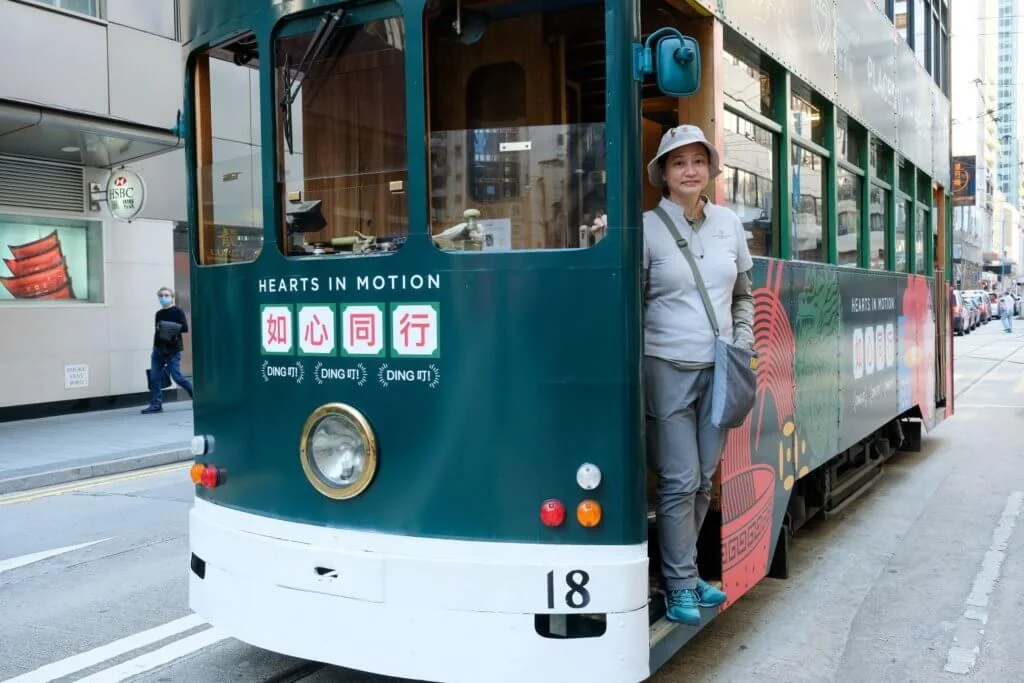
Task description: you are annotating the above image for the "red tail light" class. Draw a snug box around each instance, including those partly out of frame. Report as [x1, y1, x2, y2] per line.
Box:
[540, 499, 566, 527]
[190, 463, 226, 489]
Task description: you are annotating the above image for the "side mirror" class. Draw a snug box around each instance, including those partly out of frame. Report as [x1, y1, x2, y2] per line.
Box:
[635, 28, 701, 97]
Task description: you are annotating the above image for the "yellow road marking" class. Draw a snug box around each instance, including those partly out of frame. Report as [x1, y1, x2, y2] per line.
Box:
[0, 462, 191, 507]
[1016, 371, 1024, 394]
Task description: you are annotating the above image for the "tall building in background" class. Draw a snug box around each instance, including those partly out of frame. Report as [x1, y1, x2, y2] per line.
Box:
[996, 0, 1020, 206]
[0, 1, 185, 417]
[951, 0, 1005, 288]
[995, 0, 1024, 284]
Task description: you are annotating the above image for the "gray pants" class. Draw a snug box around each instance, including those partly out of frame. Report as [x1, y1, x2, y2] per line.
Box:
[644, 356, 726, 591]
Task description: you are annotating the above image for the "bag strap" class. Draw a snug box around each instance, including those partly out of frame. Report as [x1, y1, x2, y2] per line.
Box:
[653, 205, 720, 337]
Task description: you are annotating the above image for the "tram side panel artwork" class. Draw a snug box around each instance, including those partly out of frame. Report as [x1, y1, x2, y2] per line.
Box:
[719, 262, 938, 607]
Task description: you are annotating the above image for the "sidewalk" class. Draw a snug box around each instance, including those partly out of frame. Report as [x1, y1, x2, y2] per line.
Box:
[0, 401, 194, 495]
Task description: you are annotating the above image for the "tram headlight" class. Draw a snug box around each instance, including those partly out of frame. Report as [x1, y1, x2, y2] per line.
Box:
[299, 403, 377, 499]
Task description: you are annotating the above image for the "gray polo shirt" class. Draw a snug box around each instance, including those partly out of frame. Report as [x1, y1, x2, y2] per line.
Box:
[643, 197, 753, 364]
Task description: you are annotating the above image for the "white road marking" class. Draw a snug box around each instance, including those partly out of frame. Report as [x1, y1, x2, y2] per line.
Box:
[944, 491, 1023, 674]
[1, 614, 206, 683]
[0, 538, 110, 576]
[74, 626, 227, 682]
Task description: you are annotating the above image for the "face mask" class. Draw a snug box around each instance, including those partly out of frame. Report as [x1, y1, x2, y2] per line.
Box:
[159, 295, 172, 306]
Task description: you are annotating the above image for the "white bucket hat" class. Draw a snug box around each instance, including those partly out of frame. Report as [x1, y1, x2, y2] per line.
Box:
[646, 124, 721, 188]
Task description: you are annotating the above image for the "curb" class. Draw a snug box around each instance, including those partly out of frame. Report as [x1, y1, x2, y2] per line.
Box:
[0, 446, 194, 496]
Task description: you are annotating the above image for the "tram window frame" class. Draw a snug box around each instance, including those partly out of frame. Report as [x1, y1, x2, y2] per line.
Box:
[271, 5, 410, 260]
[189, 31, 265, 267]
[423, 0, 608, 253]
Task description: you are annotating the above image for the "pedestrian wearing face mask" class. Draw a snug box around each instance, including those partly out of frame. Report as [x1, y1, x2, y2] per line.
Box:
[141, 287, 194, 414]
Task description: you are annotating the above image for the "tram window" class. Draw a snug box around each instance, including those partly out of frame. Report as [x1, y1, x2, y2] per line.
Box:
[791, 144, 826, 263]
[191, 32, 264, 265]
[915, 204, 927, 274]
[274, 11, 408, 257]
[895, 200, 909, 272]
[836, 168, 861, 267]
[425, 0, 606, 251]
[723, 112, 775, 258]
[869, 184, 888, 271]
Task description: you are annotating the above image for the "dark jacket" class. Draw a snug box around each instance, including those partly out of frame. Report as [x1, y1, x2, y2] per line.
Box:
[154, 305, 189, 354]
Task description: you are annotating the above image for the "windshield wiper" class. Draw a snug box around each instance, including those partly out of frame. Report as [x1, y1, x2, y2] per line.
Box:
[280, 9, 345, 154]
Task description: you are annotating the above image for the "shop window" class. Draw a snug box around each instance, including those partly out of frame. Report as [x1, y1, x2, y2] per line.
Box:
[275, 12, 408, 257]
[425, 0, 606, 251]
[791, 144, 826, 263]
[192, 32, 264, 264]
[723, 111, 775, 257]
[0, 216, 103, 303]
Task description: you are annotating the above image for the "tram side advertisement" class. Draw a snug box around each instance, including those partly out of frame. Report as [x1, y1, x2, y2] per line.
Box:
[837, 271, 935, 446]
[256, 274, 442, 391]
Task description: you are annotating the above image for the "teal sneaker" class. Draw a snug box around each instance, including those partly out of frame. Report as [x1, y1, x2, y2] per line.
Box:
[695, 578, 727, 607]
[664, 589, 701, 625]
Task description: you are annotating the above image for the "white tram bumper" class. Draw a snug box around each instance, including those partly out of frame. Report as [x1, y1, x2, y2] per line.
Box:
[189, 498, 650, 683]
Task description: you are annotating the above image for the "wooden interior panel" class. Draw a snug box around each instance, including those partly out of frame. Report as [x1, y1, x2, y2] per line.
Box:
[192, 54, 216, 263]
[297, 34, 407, 244]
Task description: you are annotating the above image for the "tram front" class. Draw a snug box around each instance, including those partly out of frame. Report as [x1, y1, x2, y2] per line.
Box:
[182, 0, 699, 680]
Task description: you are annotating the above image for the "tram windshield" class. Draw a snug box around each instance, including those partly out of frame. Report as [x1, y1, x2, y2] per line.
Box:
[425, 0, 607, 252]
[275, 10, 408, 257]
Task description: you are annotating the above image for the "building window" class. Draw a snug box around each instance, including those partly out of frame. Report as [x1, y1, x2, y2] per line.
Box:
[0, 217, 103, 302]
[724, 111, 775, 257]
[894, 1, 908, 41]
[191, 32, 263, 265]
[33, 0, 104, 18]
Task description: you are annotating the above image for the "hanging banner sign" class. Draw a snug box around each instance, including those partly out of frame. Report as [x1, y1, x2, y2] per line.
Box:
[106, 169, 147, 221]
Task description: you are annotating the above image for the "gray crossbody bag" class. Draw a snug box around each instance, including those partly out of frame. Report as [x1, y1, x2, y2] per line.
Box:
[653, 206, 758, 429]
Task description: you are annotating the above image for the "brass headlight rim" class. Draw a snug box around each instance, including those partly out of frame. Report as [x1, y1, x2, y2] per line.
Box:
[299, 402, 377, 500]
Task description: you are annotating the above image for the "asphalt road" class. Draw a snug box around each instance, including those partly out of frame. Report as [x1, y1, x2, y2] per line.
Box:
[2, 319, 1023, 683]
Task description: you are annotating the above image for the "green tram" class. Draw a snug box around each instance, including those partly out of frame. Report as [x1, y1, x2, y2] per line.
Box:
[182, 0, 954, 680]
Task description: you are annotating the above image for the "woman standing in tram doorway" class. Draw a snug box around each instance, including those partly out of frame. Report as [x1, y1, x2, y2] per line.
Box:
[588, 124, 754, 624]
[642, 124, 754, 625]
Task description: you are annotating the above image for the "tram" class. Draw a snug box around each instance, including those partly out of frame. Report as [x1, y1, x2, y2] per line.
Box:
[182, 0, 955, 681]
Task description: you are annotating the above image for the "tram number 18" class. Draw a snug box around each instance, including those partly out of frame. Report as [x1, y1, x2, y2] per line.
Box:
[546, 569, 591, 609]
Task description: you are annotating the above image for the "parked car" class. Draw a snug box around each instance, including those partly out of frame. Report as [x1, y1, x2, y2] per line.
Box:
[952, 290, 968, 335]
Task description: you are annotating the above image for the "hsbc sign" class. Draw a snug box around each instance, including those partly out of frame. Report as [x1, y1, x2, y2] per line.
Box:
[105, 169, 146, 221]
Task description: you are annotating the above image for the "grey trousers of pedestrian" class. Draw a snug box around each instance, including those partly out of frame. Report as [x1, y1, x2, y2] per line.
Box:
[644, 355, 727, 592]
